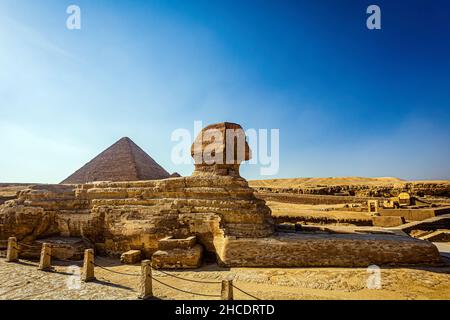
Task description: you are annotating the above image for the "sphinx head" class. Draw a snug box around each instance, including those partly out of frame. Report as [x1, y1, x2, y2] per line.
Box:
[191, 122, 251, 177]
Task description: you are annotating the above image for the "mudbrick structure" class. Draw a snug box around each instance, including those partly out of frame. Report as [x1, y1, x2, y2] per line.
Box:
[0, 122, 442, 267]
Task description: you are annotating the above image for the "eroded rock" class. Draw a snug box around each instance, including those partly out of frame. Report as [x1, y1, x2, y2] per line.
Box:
[152, 236, 203, 269]
[0, 122, 443, 267]
[120, 250, 142, 264]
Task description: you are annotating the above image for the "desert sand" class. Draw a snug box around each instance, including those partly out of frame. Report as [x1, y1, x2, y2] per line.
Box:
[1, 256, 449, 300]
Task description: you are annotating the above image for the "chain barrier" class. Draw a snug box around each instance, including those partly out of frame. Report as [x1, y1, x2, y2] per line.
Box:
[151, 276, 221, 298]
[231, 283, 261, 300]
[92, 261, 140, 277]
[152, 268, 260, 299]
[94, 259, 222, 298]
[17, 242, 43, 249]
[3, 240, 260, 300]
[153, 268, 222, 284]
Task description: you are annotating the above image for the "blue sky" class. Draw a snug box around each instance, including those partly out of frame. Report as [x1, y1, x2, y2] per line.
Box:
[1, 0, 449, 183]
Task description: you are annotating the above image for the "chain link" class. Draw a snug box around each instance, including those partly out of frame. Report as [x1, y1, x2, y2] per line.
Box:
[151, 276, 221, 298]
[93, 261, 141, 277]
[231, 283, 261, 300]
[153, 268, 222, 284]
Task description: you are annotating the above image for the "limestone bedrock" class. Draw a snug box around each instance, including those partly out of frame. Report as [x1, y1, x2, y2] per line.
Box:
[0, 122, 442, 267]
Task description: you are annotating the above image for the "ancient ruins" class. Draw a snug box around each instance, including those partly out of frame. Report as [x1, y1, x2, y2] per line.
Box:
[0, 122, 444, 268]
[61, 136, 172, 184]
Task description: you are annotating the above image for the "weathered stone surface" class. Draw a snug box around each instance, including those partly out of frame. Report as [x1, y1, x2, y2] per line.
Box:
[152, 244, 203, 269]
[0, 196, 16, 205]
[219, 233, 442, 267]
[379, 207, 450, 221]
[410, 229, 433, 238]
[151, 235, 203, 269]
[0, 175, 274, 259]
[0, 122, 443, 267]
[275, 223, 296, 232]
[250, 178, 450, 198]
[61, 137, 170, 184]
[170, 172, 181, 178]
[158, 236, 197, 250]
[395, 214, 450, 235]
[419, 230, 450, 242]
[372, 216, 405, 227]
[18, 237, 91, 260]
[255, 192, 380, 206]
[120, 250, 142, 264]
[191, 122, 250, 177]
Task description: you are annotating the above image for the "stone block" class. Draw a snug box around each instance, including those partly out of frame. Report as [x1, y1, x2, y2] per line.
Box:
[158, 236, 196, 250]
[120, 250, 142, 264]
[379, 208, 436, 221]
[419, 230, 450, 242]
[218, 233, 442, 267]
[30, 237, 90, 260]
[152, 244, 203, 269]
[275, 223, 296, 232]
[372, 216, 405, 227]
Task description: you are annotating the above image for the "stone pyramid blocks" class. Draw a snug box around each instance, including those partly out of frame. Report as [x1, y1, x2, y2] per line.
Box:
[61, 137, 170, 184]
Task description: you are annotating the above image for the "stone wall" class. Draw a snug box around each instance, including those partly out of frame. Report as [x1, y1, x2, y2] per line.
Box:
[379, 207, 450, 221]
[251, 182, 450, 198]
[0, 196, 16, 205]
[273, 215, 372, 226]
[219, 233, 442, 267]
[395, 215, 450, 234]
[255, 192, 379, 205]
[0, 176, 274, 259]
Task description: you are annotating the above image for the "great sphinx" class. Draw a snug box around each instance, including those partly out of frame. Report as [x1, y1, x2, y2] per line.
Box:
[0, 122, 442, 266]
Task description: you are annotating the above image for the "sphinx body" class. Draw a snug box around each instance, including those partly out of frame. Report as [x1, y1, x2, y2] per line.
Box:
[0, 123, 442, 266]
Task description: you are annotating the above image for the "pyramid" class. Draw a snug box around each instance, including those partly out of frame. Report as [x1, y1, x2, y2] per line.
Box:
[61, 137, 171, 184]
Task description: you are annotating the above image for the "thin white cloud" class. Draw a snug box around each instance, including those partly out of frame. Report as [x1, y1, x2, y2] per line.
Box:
[0, 13, 78, 61]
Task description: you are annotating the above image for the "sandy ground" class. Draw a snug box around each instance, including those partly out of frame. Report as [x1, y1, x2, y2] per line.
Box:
[1, 256, 449, 300]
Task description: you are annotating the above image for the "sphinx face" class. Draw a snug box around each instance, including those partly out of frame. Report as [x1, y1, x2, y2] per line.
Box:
[191, 122, 251, 177]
